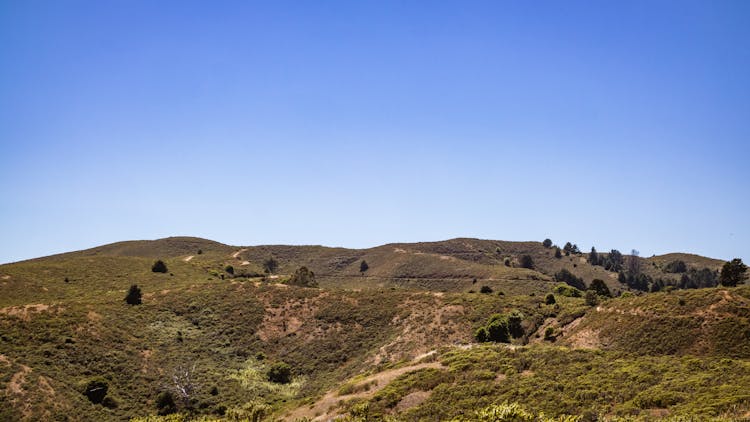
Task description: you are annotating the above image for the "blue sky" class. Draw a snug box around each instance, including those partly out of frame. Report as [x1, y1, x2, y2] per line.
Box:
[1, 1, 749, 264]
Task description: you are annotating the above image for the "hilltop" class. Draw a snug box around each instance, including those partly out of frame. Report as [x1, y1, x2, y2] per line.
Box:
[0, 236, 746, 421]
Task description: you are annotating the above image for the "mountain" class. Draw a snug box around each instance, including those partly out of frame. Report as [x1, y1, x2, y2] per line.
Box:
[0, 237, 746, 421]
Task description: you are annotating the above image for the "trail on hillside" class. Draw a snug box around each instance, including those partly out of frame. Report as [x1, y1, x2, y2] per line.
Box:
[183, 255, 194, 262]
[232, 249, 247, 259]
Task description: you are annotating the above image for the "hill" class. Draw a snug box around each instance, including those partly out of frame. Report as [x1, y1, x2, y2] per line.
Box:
[0, 237, 746, 421]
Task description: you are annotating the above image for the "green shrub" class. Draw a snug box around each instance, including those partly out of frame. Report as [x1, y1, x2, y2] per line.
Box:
[480, 285, 493, 294]
[545, 293, 556, 305]
[125, 284, 142, 305]
[267, 362, 292, 384]
[554, 283, 582, 298]
[81, 377, 108, 404]
[288, 266, 318, 288]
[152, 260, 168, 273]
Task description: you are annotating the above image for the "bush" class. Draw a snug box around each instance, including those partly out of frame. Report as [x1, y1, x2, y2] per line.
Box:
[479, 285, 493, 294]
[544, 327, 556, 341]
[542, 238, 553, 248]
[263, 257, 278, 274]
[519, 255, 534, 269]
[554, 247, 562, 259]
[82, 378, 108, 404]
[545, 293, 556, 305]
[584, 290, 598, 306]
[554, 269, 586, 291]
[155, 391, 177, 415]
[554, 283, 582, 297]
[152, 260, 168, 273]
[288, 266, 318, 287]
[360, 260, 369, 273]
[507, 311, 524, 338]
[267, 362, 292, 384]
[588, 279, 612, 298]
[124, 285, 142, 305]
[225, 265, 234, 275]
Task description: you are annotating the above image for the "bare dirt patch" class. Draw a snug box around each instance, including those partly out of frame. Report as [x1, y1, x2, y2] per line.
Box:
[285, 361, 444, 421]
[0, 304, 53, 321]
[232, 248, 248, 259]
[183, 255, 194, 262]
[394, 390, 432, 412]
[7, 364, 31, 395]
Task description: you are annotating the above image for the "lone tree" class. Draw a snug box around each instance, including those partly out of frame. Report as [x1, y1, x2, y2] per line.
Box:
[720, 258, 748, 287]
[545, 293, 556, 305]
[263, 257, 278, 274]
[542, 238, 553, 248]
[152, 260, 168, 273]
[359, 260, 369, 274]
[519, 255, 534, 269]
[627, 249, 641, 276]
[125, 285, 142, 305]
[554, 247, 562, 259]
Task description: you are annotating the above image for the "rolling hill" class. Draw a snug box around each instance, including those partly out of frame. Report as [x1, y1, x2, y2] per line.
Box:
[0, 237, 746, 421]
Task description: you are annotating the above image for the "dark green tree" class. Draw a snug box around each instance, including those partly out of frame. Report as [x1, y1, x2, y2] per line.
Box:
[82, 378, 109, 404]
[507, 311, 524, 338]
[479, 285, 493, 294]
[545, 293, 556, 305]
[542, 238, 553, 248]
[554, 247, 562, 259]
[584, 290, 598, 306]
[225, 265, 234, 275]
[359, 260, 369, 274]
[486, 314, 510, 343]
[152, 260, 168, 273]
[563, 242, 573, 256]
[125, 285, 142, 305]
[588, 247, 599, 266]
[155, 391, 177, 415]
[588, 279, 612, 298]
[720, 258, 748, 287]
[263, 257, 278, 274]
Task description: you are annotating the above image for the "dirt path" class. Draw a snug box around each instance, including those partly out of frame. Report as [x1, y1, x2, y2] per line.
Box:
[183, 255, 194, 262]
[232, 249, 248, 259]
[284, 361, 444, 421]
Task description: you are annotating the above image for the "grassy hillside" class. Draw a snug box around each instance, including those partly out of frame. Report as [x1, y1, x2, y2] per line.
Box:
[0, 237, 745, 421]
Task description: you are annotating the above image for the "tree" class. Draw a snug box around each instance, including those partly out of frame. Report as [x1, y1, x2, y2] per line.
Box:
[563, 242, 573, 256]
[554, 269, 586, 291]
[571, 244, 581, 254]
[267, 362, 291, 384]
[359, 260, 369, 274]
[155, 391, 177, 415]
[545, 293, 556, 305]
[152, 260, 168, 273]
[519, 255, 534, 269]
[288, 266, 318, 287]
[480, 285, 493, 294]
[720, 258, 748, 287]
[584, 290, 598, 306]
[170, 365, 198, 409]
[542, 238, 553, 248]
[82, 378, 109, 404]
[664, 260, 688, 273]
[225, 265, 234, 275]
[588, 279, 612, 298]
[263, 257, 278, 274]
[588, 247, 599, 266]
[485, 314, 510, 343]
[125, 285, 142, 305]
[627, 249, 641, 276]
[507, 311, 524, 338]
[554, 247, 562, 259]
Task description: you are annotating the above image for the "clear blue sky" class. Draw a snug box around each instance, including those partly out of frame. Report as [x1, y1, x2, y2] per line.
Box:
[1, 1, 749, 264]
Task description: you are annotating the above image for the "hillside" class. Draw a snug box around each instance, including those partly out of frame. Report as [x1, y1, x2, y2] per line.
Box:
[0, 237, 747, 421]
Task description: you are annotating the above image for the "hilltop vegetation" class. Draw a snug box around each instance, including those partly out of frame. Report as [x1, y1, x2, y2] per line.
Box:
[0, 237, 747, 421]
